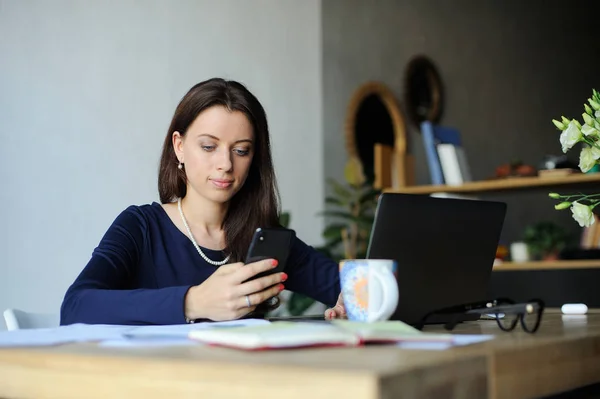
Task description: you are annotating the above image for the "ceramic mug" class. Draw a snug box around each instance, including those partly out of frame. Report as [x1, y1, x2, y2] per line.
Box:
[339, 259, 399, 322]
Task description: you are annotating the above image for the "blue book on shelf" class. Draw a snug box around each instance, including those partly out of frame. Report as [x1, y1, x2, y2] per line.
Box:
[421, 121, 445, 185]
[433, 125, 461, 146]
[421, 122, 466, 185]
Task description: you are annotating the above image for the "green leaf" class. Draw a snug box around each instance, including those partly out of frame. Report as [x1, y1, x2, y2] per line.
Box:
[324, 235, 343, 249]
[325, 196, 348, 207]
[323, 224, 345, 240]
[317, 211, 374, 229]
[327, 178, 352, 200]
[358, 187, 381, 205]
[279, 212, 290, 228]
[356, 215, 376, 228]
[287, 293, 316, 316]
[318, 210, 354, 219]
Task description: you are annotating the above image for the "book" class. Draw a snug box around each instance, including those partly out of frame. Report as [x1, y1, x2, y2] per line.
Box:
[187, 320, 454, 350]
[420, 122, 471, 186]
[436, 143, 472, 185]
[421, 121, 445, 185]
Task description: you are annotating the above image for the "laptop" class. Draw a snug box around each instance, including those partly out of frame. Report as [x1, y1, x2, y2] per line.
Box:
[366, 192, 507, 326]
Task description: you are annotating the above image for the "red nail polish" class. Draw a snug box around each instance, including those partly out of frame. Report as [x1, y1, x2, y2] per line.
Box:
[279, 284, 285, 291]
[271, 259, 278, 267]
[281, 273, 288, 281]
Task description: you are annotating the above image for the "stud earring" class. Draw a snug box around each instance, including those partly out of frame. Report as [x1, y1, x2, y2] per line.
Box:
[178, 162, 183, 170]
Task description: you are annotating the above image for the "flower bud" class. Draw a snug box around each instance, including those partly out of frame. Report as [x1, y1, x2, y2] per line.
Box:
[561, 116, 571, 125]
[548, 193, 561, 199]
[555, 201, 572, 210]
[552, 119, 565, 130]
[589, 99, 600, 111]
[573, 119, 582, 129]
[585, 104, 594, 115]
[583, 113, 594, 125]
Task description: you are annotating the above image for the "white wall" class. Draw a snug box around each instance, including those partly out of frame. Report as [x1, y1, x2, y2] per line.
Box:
[0, 0, 323, 326]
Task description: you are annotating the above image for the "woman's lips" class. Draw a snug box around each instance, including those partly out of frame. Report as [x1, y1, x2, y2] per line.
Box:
[211, 179, 233, 189]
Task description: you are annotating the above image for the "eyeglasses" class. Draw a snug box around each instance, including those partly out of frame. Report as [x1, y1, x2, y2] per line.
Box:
[417, 298, 545, 334]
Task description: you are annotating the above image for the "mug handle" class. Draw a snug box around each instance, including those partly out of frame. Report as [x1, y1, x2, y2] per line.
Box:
[368, 267, 399, 322]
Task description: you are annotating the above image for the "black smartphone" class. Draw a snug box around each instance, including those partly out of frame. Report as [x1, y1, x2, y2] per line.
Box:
[244, 227, 295, 281]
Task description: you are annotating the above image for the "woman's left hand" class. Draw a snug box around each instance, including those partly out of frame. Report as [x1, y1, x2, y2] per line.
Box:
[324, 293, 346, 320]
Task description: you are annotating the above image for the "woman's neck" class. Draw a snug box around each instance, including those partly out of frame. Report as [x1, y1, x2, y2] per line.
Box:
[180, 191, 228, 237]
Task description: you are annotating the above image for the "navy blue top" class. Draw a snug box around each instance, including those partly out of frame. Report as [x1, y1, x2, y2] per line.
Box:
[60, 202, 340, 326]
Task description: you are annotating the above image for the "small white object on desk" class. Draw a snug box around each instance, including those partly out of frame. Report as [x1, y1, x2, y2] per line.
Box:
[561, 303, 588, 315]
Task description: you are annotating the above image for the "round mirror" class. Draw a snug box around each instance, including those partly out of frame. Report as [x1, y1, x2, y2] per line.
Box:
[404, 55, 444, 127]
[345, 82, 409, 188]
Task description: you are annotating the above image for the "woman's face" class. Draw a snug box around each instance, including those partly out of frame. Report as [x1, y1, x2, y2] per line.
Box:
[173, 105, 254, 205]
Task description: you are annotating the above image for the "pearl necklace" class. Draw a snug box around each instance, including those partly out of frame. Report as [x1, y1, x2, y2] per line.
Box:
[177, 198, 230, 266]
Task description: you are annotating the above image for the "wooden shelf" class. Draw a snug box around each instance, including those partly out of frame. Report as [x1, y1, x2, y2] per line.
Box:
[493, 260, 600, 271]
[384, 173, 600, 195]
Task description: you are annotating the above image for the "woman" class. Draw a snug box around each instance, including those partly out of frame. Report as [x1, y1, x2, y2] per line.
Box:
[60, 78, 346, 325]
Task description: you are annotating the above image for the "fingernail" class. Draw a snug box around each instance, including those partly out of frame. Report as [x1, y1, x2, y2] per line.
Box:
[281, 273, 288, 281]
[271, 259, 278, 267]
[278, 284, 285, 291]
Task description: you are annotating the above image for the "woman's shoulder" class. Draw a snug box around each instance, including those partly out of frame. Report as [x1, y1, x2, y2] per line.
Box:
[109, 201, 169, 230]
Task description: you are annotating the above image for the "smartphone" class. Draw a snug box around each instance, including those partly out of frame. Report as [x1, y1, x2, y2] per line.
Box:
[244, 227, 295, 281]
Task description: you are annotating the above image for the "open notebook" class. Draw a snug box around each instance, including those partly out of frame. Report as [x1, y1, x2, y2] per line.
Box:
[188, 320, 455, 350]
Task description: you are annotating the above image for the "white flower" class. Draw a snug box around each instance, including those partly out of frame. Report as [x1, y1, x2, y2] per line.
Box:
[581, 123, 599, 137]
[560, 121, 582, 152]
[579, 146, 597, 173]
[571, 201, 595, 227]
[592, 145, 600, 160]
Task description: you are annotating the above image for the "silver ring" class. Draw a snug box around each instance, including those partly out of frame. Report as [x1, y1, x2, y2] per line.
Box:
[245, 295, 252, 307]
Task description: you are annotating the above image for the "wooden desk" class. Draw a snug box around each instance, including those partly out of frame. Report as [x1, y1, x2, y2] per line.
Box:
[428, 311, 600, 398]
[0, 313, 599, 399]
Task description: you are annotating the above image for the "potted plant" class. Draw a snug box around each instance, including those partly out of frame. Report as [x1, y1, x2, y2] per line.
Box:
[316, 157, 381, 262]
[523, 221, 571, 261]
[282, 159, 381, 316]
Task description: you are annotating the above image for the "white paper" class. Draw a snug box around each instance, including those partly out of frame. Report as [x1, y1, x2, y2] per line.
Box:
[107, 319, 272, 347]
[0, 324, 132, 347]
[123, 318, 269, 339]
[0, 319, 270, 348]
[397, 334, 494, 350]
[99, 338, 198, 348]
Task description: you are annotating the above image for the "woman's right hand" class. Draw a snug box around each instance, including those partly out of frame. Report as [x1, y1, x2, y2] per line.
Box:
[184, 259, 287, 321]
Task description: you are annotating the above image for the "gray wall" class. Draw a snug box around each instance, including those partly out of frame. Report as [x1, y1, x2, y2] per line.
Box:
[323, 0, 600, 244]
[0, 0, 323, 325]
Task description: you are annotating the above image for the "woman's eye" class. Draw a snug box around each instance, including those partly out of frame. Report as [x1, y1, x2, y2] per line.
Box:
[201, 145, 215, 152]
[234, 148, 250, 156]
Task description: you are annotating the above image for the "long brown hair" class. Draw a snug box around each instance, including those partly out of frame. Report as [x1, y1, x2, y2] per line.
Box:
[158, 78, 281, 263]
